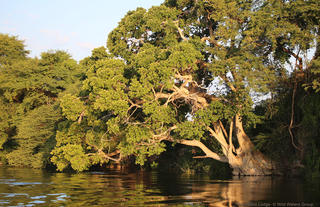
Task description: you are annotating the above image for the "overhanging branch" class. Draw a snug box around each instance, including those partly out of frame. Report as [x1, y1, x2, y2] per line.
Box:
[177, 139, 228, 163]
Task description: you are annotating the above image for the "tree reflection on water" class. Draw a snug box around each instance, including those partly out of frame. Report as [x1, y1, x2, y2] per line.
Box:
[0, 168, 318, 206]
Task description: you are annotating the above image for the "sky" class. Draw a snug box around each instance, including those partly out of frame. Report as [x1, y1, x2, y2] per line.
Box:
[0, 0, 164, 61]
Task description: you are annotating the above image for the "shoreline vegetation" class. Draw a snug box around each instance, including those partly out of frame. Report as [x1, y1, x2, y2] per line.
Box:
[0, 0, 320, 178]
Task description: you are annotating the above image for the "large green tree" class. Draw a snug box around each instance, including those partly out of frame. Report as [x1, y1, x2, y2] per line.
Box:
[53, 0, 320, 174]
[58, 1, 270, 175]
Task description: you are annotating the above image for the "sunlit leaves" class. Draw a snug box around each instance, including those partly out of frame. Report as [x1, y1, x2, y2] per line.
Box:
[307, 59, 320, 93]
[107, 8, 147, 59]
[80, 46, 111, 67]
[0, 33, 29, 65]
[5, 104, 61, 168]
[106, 117, 121, 135]
[16, 104, 60, 140]
[60, 94, 86, 121]
[167, 42, 203, 72]
[143, 102, 176, 124]
[94, 90, 128, 116]
[83, 58, 129, 117]
[51, 144, 90, 172]
[55, 129, 83, 147]
[128, 78, 151, 99]
[176, 121, 205, 140]
[3, 0, 319, 172]
[0, 35, 83, 169]
[119, 125, 166, 165]
[144, 5, 179, 33]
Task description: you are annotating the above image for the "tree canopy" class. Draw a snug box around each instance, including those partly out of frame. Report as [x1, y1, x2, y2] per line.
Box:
[0, 0, 320, 176]
[55, 0, 320, 175]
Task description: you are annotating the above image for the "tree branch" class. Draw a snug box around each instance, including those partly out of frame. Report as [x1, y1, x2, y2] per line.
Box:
[177, 139, 228, 162]
[219, 74, 237, 92]
[201, 36, 223, 48]
[99, 149, 122, 163]
[234, 114, 254, 153]
[228, 118, 235, 153]
[155, 125, 228, 163]
[174, 20, 188, 41]
[206, 124, 229, 153]
[77, 111, 85, 124]
[288, 81, 302, 152]
[87, 142, 121, 163]
[219, 120, 228, 140]
[283, 47, 303, 71]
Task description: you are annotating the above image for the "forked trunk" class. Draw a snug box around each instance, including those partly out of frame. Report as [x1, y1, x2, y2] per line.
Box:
[226, 115, 275, 175]
[166, 115, 276, 175]
[178, 114, 276, 175]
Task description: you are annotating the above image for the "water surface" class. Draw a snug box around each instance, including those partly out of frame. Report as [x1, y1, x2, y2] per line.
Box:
[0, 167, 319, 206]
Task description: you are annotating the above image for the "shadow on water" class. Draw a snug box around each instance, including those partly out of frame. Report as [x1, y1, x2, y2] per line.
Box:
[0, 167, 319, 206]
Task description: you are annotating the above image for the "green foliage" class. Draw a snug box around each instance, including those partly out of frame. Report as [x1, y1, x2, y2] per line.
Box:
[144, 5, 179, 33]
[0, 97, 15, 149]
[83, 58, 129, 116]
[50, 121, 97, 172]
[47, 49, 124, 171]
[0, 35, 83, 170]
[80, 46, 111, 67]
[167, 41, 203, 71]
[176, 121, 205, 141]
[119, 125, 166, 165]
[6, 104, 61, 168]
[51, 144, 90, 172]
[0, 33, 29, 65]
[306, 51, 320, 92]
[60, 94, 86, 121]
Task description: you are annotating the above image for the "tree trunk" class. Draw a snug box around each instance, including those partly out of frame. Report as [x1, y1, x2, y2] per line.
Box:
[227, 114, 275, 175]
[174, 114, 276, 175]
[227, 150, 275, 176]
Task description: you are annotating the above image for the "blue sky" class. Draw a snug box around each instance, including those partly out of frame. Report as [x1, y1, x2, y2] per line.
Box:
[0, 0, 163, 61]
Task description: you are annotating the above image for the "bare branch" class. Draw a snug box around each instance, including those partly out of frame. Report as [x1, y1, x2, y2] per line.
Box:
[193, 156, 209, 159]
[77, 111, 85, 124]
[152, 125, 228, 163]
[206, 124, 229, 153]
[87, 142, 121, 163]
[201, 36, 223, 48]
[219, 120, 228, 140]
[178, 139, 228, 163]
[99, 149, 122, 163]
[228, 118, 235, 153]
[174, 20, 188, 41]
[288, 81, 303, 152]
[283, 47, 303, 71]
[126, 99, 143, 122]
[219, 74, 237, 92]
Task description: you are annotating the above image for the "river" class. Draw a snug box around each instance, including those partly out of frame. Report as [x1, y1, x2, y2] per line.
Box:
[0, 167, 319, 206]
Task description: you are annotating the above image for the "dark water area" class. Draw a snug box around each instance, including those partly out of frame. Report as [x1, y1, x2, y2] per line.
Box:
[0, 167, 319, 206]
